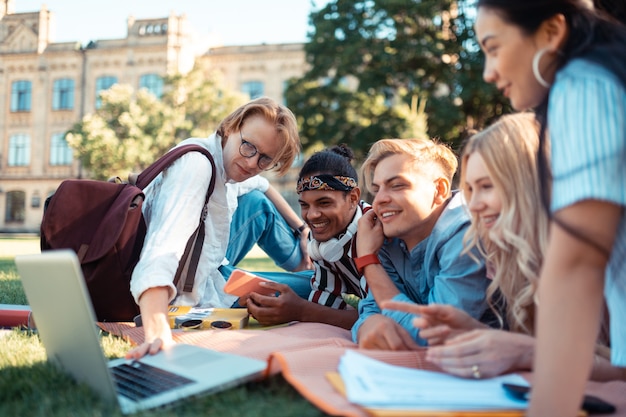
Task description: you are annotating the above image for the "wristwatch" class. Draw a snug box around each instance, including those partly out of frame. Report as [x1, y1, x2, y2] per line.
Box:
[354, 253, 381, 274]
[294, 223, 308, 237]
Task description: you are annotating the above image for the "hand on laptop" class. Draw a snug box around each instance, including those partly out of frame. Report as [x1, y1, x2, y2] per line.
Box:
[126, 338, 173, 360]
[126, 287, 176, 359]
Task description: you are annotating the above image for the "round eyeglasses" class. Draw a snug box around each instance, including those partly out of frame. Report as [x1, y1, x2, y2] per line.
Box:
[239, 131, 277, 170]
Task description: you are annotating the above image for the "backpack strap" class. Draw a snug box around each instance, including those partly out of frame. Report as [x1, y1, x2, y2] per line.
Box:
[135, 144, 215, 189]
[173, 176, 214, 293]
[134, 144, 217, 294]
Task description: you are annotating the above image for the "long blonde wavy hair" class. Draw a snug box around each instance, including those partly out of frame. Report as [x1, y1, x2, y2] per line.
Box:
[460, 113, 549, 335]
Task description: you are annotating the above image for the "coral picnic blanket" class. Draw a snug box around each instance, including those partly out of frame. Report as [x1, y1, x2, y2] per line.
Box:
[98, 321, 626, 417]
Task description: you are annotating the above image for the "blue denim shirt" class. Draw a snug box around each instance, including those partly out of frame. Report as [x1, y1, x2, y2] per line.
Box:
[351, 193, 489, 344]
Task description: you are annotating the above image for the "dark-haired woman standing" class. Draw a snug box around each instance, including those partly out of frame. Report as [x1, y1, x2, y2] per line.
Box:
[473, 0, 626, 415]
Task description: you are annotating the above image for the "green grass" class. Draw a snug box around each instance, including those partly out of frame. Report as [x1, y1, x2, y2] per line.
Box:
[0, 243, 329, 417]
[237, 257, 283, 272]
[0, 258, 27, 305]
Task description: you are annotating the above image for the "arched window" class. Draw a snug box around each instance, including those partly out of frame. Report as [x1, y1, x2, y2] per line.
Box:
[8, 134, 30, 166]
[5, 190, 26, 223]
[11, 80, 32, 112]
[241, 81, 264, 100]
[139, 74, 163, 98]
[95, 76, 118, 108]
[52, 78, 75, 110]
[50, 133, 73, 165]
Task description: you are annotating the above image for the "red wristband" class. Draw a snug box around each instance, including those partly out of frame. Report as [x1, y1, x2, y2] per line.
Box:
[354, 253, 381, 275]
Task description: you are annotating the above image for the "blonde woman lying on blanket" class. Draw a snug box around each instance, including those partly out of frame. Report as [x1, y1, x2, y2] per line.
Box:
[383, 113, 625, 382]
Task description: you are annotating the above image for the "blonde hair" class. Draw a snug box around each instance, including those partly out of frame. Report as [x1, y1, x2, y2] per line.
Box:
[361, 138, 458, 194]
[460, 112, 549, 335]
[217, 97, 300, 175]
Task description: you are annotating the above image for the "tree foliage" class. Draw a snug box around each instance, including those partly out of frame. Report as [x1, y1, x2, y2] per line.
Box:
[66, 66, 246, 180]
[286, 0, 510, 155]
[163, 64, 246, 139]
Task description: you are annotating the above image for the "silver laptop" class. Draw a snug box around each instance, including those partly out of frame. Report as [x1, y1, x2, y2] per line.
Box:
[15, 249, 266, 414]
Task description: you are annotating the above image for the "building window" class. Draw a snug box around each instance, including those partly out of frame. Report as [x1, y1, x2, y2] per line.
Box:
[11, 80, 32, 112]
[241, 81, 264, 100]
[31, 192, 41, 208]
[8, 134, 30, 166]
[5, 190, 26, 223]
[52, 78, 75, 110]
[139, 74, 163, 98]
[139, 23, 167, 36]
[95, 76, 118, 108]
[50, 133, 73, 166]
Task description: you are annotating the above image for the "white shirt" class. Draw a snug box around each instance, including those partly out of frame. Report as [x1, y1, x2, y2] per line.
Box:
[130, 134, 268, 308]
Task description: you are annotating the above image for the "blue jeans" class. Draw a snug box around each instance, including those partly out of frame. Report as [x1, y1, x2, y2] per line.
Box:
[222, 190, 313, 299]
[226, 190, 305, 271]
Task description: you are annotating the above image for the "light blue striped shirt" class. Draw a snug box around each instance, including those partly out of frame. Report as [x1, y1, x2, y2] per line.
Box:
[549, 58, 626, 365]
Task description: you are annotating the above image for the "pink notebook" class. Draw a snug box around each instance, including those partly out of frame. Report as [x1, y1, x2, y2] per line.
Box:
[224, 270, 277, 297]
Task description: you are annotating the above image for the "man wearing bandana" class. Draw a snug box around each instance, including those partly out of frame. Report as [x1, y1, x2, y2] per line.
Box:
[245, 145, 371, 330]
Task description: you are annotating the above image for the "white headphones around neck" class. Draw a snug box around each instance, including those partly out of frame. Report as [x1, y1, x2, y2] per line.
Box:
[307, 209, 362, 263]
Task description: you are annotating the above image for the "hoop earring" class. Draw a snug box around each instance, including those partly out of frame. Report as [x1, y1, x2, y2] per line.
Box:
[532, 47, 553, 89]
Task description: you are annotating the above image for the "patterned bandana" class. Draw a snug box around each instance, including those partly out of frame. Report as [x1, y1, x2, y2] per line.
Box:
[296, 174, 357, 194]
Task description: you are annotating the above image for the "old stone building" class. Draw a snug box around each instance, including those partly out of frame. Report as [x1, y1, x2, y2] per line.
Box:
[202, 43, 306, 105]
[0, 0, 306, 232]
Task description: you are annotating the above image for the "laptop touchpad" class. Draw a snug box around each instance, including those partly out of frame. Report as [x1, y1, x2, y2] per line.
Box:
[174, 351, 222, 368]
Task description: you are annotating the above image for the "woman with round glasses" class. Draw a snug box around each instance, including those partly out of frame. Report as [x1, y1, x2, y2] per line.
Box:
[126, 97, 303, 359]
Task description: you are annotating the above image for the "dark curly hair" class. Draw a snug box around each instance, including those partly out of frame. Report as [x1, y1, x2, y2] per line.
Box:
[298, 144, 358, 191]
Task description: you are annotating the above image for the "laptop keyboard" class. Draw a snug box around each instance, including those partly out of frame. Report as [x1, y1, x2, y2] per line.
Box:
[111, 361, 194, 401]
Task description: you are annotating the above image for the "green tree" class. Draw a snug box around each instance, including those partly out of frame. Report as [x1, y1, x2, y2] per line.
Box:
[163, 64, 246, 139]
[287, 0, 510, 155]
[66, 67, 245, 180]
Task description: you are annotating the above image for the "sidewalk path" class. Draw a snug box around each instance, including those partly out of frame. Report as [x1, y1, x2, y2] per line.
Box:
[0, 237, 40, 258]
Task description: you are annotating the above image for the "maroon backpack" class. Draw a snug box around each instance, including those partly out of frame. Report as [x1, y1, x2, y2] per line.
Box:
[40, 145, 216, 321]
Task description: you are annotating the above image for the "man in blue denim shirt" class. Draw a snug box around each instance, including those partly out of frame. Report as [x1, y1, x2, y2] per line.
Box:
[352, 138, 489, 349]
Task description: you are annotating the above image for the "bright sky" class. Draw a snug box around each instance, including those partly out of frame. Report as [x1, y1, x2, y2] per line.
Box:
[15, 0, 330, 46]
